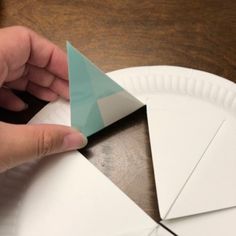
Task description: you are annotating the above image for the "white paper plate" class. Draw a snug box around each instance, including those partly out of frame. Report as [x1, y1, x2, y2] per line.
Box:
[0, 66, 236, 236]
[110, 66, 236, 235]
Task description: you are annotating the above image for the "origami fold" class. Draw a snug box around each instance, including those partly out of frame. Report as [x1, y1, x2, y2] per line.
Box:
[67, 42, 143, 137]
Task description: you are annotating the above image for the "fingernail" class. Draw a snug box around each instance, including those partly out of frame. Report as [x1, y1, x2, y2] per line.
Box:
[63, 132, 88, 150]
[17, 103, 28, 111]
[23, 103, 29, 110]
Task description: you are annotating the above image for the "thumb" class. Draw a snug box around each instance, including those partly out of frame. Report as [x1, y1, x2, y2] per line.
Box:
[0, 122, 87, 172]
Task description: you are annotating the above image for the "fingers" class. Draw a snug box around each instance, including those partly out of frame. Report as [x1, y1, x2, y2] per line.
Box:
[0, 87, 27, 111]
[50, 78, 69, 99]
[24, 64, 69, 99]
[0, 26, 69, 108]
[0, 26, 68, 84]
[26, 28, 68, 80]
[0, 122, 88, 172]
[5, 64, 69, 101]
[0, 27, 30, 84]
[2, 80, 60, 108]
[5, 77, 28, 91]
[26, 82, 59, 101]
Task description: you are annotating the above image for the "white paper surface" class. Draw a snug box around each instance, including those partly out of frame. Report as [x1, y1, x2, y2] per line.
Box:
[163, 207, 236, 236]
[97, 90, 143, 127]
[145, 91, 236, 234]
[146, 95, 227, 219]
[30, 99, 70, 126]
[14, 99, 171, 236]
[168, 118, 236, 218]
[17, 152, 158, 236]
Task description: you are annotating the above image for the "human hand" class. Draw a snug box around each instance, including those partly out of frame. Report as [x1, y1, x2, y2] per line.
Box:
[0, 26, 87, 172]
[0, 26, 69, 108]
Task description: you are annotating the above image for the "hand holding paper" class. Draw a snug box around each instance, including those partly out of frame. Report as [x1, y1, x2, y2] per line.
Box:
[0, 122, 87, 172]
[0, 26, 69, 110]
[0, 26, 87, 172]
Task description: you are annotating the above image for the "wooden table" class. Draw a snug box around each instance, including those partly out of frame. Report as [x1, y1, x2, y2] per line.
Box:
[0, 0, 235, 221]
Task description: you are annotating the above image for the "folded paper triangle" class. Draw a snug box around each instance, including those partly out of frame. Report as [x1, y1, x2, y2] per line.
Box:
[147, 97, 225, 219]
[67, 42, 143, 137]
[167, 118, 236, 218]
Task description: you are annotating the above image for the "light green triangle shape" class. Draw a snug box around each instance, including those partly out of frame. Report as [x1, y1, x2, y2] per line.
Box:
[67, 42, 143, 137]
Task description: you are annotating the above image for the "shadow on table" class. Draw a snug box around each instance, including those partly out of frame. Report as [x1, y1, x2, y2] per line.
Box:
[0, 91, 47, 124]
[80, 107, 161, 222]
[81, 107, 147, 157]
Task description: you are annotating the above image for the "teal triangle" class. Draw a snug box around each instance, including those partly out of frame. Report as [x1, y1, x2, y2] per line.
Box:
[67, 42, 143, 137]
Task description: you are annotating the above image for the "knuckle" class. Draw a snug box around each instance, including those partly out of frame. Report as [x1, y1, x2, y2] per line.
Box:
[12, 26, 31, 47]
[37, 130, 55, 157]
[13, 26, 29, 38]
[13, 25, 29, 34]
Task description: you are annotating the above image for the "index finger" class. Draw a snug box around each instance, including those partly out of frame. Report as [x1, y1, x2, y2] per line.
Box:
[27, 27, 68, 80]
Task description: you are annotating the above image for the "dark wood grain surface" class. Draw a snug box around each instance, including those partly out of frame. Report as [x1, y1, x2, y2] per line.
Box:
[0, 0, 236, 221]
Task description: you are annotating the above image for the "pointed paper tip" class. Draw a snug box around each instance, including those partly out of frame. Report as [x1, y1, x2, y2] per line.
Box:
[67, 41, 83, 56]
[66, 42, 87, 63]
[66, 41, 72, 47]
[66, 41, 74, 54]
